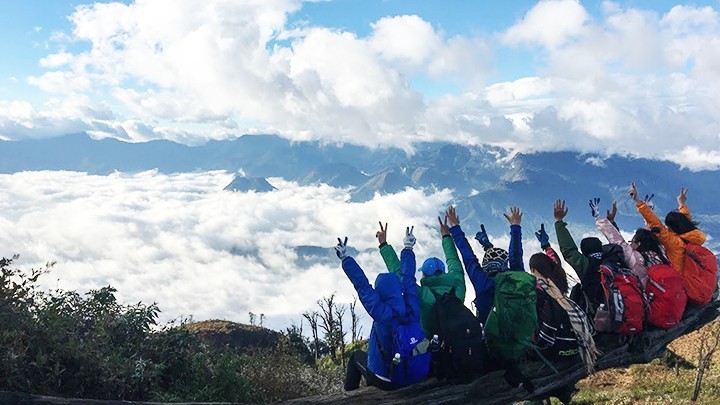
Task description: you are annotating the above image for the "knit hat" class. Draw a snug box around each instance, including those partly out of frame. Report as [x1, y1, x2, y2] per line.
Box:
[481, 247, 509, 276]
[580, 237, 603, 256]
[418, 257, 446, 276]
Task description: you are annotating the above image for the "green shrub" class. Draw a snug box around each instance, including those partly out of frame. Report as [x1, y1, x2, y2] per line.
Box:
[0, 255, 355, 403]
[0, 256, 256, 402]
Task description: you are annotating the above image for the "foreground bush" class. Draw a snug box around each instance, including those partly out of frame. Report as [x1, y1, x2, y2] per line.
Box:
[0, 255, 340, 402]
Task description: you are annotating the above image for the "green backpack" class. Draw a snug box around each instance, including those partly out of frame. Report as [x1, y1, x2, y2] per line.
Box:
[484, 271, 538, 361]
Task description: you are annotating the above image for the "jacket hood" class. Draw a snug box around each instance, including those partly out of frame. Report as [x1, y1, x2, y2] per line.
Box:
[374, 273, 405, 316]
[681, 229, 707, 245]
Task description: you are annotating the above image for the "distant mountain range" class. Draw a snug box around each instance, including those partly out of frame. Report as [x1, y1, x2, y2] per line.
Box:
[2, 133, 718, 249]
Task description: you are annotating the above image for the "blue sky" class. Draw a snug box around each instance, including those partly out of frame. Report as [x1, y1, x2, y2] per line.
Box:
[1, 0, 720, 169]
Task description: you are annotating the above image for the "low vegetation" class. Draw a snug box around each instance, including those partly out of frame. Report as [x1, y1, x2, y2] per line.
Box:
[0, 255, 347, 402]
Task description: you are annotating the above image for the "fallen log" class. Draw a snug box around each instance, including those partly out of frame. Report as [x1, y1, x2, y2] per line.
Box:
[2, 301, 717, 405]
[282, 299, 720, 405]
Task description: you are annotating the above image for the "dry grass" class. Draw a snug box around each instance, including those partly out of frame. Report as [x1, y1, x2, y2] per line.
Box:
[572, 320, 720, 404]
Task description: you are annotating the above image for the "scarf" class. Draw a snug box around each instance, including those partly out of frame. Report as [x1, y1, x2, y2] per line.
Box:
[536, 277, 600, 374]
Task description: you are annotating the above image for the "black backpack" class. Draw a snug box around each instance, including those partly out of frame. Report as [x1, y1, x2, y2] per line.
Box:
[569, 246, 613, 321]
[535, 288, 580, 362]
[430, 288, 486, 382]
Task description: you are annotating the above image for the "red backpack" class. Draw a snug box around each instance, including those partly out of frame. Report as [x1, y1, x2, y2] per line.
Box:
[682, 242, 718, 306]
[646, 263, 686, 329]
[594, 244, 645, 335]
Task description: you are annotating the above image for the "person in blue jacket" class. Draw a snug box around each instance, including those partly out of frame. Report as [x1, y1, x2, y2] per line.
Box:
[339, 227, 423, 391]
[446, 206, 523, 323]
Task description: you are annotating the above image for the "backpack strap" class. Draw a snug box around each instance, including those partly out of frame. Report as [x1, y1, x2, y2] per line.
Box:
[372, 327, 388, 359]
[430, 286, 456, 300]
[528, 343, 560, 374]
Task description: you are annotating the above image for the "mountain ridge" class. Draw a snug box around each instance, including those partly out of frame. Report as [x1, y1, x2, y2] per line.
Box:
[2, 133, 718, 247]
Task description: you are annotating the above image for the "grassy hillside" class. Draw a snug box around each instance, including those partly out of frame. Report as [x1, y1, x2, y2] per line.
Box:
[574, 320, 720, 404]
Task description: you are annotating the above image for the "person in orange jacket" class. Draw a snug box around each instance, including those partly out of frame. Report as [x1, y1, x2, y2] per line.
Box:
[629, 183, 706, 274]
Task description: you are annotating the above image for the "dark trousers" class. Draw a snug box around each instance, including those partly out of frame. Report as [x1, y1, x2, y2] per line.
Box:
[344, 350, 399, 391]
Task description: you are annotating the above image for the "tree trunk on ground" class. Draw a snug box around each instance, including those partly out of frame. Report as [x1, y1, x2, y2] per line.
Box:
[281, 301, 720, 405]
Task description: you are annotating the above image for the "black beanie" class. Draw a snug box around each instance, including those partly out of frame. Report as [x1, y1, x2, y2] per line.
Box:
[580, 237, 603, 256]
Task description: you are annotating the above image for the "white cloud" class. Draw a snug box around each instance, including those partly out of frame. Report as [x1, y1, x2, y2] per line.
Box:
[39, 51, 74, 68]
[369, 15, 442, 68]
[502, 0, 589, 49]
[485, 77, 552, 106]
[0, 170, 467, 332]
[665, 146, 720, 171]
[0, 1, 718, 170]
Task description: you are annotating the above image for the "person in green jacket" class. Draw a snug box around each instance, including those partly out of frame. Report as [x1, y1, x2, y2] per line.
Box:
[376, 211, 466, 339]
[552, 199, 604, 318]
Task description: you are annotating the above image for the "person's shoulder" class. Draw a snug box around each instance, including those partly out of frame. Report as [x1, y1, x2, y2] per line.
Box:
[681, 229, 706, 245]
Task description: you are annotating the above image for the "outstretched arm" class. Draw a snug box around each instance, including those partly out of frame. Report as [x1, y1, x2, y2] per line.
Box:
[536, 223, 560, 264]
[553, 199, 592, 280]
[400, 226, 421, 319]
[447, 207, 483, 280]
[505, 206, 524, 271]
[439, 213, 466, 297]
[447, 207, 494, 321]
[592, 199, 627, 246]
[630, 182, 664, 230]
[376, 221, 400, 277]
[337, 238, 395, 322]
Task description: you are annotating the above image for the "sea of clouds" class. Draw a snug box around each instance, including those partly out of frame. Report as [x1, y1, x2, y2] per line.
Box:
[0, 169, 645, 335]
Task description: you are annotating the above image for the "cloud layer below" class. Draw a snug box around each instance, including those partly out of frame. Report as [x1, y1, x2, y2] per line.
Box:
[2, 169, 662, 334]
[0, 170, 466, 331]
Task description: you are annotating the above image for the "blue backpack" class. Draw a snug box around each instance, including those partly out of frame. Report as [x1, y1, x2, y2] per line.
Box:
[380, 317, 431, 385]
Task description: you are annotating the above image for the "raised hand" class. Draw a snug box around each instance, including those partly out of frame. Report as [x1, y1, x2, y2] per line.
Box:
[375, 221, 388, 245]
[535, 223, 550, 249]
[403, 226, 416, 249]
[678, 187, 688, 205]
[629, 182, 640, 202]
[475, 224, 493, 250]
[438, 215, 450, 237]
[589, 197, 601, 218]
[446, 206, 460, 227]
[335, 237, 349, 260]
[503, 206, 523, 225]
[644, 193, 655, 211]
[607, 200, 617, 222]
[553, 199, 568, 221]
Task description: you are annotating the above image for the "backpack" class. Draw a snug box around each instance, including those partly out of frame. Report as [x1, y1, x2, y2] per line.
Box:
[569, 283, 591, 317]
[646, 263, 686, 329]
[569, 258, 605, 322]
[682, 241, 718, 306]
[430, 289, 486, 381]
[535, 288, 580, 362]
[594, 244, 645, 335]
[484, 271, 538, 361]
[382, 318, 431, 385]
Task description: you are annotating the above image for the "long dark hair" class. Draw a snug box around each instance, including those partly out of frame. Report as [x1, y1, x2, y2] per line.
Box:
[633, 228, 669, 265]
[665, 211, 699, 235]
[529, 253, 569, 295]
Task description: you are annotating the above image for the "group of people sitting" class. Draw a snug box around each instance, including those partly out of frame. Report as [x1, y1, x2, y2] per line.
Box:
[334, 183, 718, 404]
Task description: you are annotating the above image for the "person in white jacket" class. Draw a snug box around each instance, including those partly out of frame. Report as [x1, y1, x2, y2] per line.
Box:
[590, 198, 670, 287]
